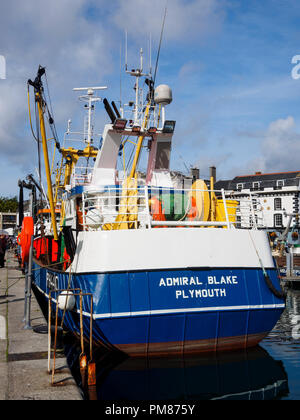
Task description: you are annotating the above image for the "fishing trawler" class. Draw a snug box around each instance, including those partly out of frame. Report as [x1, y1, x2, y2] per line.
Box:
[21, 48, 286, 357]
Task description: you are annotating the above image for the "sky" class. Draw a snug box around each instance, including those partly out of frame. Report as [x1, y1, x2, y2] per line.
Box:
[1, 0, 300, 197]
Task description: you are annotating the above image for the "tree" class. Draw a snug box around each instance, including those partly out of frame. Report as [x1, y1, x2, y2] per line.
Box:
[0, 196, 18, 212]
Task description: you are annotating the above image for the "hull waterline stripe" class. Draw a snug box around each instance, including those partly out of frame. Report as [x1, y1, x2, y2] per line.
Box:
[89, 304, 285, 319]
[35, 284, 284, 319]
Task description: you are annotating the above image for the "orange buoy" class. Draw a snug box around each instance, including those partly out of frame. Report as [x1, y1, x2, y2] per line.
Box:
[149, 196, 166, 227]
[20, 217, 34, 263]
[187, 196, 198, 221]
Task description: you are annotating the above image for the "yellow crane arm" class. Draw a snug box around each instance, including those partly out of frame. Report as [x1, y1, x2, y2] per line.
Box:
[36, 92, 59, 241]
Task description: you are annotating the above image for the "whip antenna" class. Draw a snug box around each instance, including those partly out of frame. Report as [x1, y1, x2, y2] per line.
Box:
[153, 6, 167, 86]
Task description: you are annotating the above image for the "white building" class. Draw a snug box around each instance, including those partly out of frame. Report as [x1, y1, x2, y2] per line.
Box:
[0, 212, 17, 235]
[215, 171, 300, 243]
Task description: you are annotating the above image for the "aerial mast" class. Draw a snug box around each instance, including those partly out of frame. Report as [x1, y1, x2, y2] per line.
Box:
[72, 86, 107, 146]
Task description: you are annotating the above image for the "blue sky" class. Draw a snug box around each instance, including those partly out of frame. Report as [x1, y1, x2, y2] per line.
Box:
[1, 0, 300, 197]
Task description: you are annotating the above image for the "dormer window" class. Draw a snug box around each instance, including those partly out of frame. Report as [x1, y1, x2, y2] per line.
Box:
[252, 181, 260, 190]
[276, 180, 284, 188]
[236, 183, 243, 191]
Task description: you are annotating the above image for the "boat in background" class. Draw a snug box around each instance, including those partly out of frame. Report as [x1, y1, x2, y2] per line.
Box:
[21, 47, 286, 357]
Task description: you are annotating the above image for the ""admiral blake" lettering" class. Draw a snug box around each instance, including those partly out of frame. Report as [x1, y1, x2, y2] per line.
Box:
[159, 275, 239, 300]
[159, 275, 238, 287]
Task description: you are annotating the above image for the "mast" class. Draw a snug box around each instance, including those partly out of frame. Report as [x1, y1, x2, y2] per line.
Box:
[56, 86, 106, 190]
[72, 86, 107, 146]
[125, 46, 152, 127]
[28, 66, 59, 241]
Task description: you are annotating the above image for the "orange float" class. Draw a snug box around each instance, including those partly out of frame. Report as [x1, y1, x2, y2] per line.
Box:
[149, 196, 166, 227]
[186, 196, 198, 221]
[20, 217, 34, 263]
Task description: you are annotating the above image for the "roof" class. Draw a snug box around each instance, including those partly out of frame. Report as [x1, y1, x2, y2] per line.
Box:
[214, 170, 300, 192]
[214, 180, 232, 190]
[233, 171, 300, 183]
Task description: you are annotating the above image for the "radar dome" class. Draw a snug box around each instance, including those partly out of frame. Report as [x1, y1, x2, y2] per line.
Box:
[154, 84, 172, 105]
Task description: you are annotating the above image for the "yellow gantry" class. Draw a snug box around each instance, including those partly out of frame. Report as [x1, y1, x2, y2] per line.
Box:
[59, 145, 98, 187]
[36, 88, 98, 238]
[36, 92, 59, 241]
[108, 102, 151, 230]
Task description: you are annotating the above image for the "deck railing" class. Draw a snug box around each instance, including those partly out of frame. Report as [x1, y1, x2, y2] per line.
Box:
[80, 185, 264, 231]
[71, 166, 93, 187]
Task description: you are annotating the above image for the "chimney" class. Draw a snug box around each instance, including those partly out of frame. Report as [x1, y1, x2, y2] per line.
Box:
[191, 167, 200, 181]
[209, 166, 216, 183]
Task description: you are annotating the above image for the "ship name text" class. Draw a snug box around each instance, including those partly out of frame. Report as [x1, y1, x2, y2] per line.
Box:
[46, 271, 59, 290]
[159, 275, 239, 300]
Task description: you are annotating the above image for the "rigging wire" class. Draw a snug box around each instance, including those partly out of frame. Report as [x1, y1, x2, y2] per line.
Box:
[44, 71, 61, 150]
[27, 85, 39, 142]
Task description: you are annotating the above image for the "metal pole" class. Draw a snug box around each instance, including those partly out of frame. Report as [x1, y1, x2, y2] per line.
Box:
[23, 265, 28, 322]
[221, 188, 230, 229]
[24, 235, 33, 330]
[48, 291, 52, 373]
[24, 192, 33, 328]
[144, 186, 152, 229]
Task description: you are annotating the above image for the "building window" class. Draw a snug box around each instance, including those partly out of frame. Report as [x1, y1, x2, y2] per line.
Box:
[252, 181, 260, 190]
[276, 180, 284, 188]
[249, 214, 258, 228]
[236, 183, 243, 191]
[274, 213, 283, 228]
[274, 198, 282, 210]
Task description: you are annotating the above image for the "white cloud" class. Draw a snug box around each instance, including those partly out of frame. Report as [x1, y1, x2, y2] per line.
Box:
[260, 116, 300, 171]
[112, 0, 225, 43]
[0, 0, 230, 196]
[240, 116, 300, 175]
[0, 0, 115, 168]
[178, 61, 204, 79]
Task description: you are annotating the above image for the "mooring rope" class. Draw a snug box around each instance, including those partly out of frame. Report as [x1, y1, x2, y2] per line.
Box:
[248, 231, 286, 300]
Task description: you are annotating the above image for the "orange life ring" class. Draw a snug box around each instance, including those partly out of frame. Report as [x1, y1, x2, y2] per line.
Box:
[20, 217, 34, 263]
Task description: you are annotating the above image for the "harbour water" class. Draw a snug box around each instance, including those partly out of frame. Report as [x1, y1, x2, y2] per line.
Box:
[260, 288, 300, 400]
[66, 288, 300, 401]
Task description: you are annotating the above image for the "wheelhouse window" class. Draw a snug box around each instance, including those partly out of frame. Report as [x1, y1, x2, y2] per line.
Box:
[274, 197, 282, 210]
[274, 213, 283, 228]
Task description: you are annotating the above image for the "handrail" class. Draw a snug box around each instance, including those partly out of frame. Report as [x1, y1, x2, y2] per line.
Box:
[152, 221, 229, 227]
[80, 185, 263, 231]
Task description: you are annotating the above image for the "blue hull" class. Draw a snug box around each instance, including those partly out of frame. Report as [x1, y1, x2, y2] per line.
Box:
[32, 261, 285, 356]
